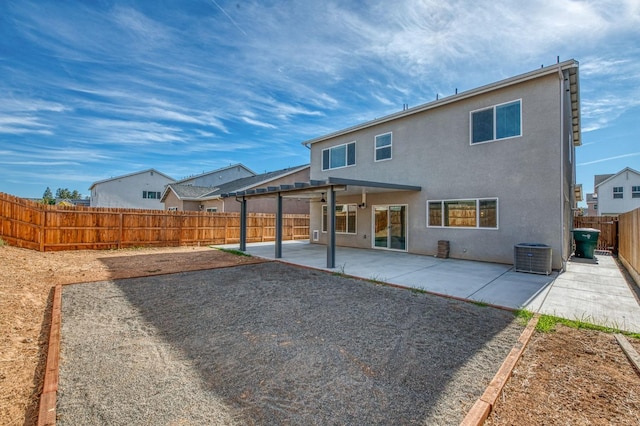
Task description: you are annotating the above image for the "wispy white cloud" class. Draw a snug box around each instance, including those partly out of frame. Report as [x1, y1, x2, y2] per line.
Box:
[578, 152, 640, 166]
[241, 116, 276, 129]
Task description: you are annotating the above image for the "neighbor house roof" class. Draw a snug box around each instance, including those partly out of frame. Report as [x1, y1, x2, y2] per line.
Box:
[594, 167, 640, 189]
[89, 168, 175, 190]
[174, 163, 256, 184]
[163, 165, 310, 202]
[303, 59, 581, 147]
[594, 174, 615, 188]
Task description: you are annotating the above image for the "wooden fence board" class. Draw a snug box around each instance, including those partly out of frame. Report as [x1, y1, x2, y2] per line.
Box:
[0, 192, 309, 252]
[618, 209, 640, 280]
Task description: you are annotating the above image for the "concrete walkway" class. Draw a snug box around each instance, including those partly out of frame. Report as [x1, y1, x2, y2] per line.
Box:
[223, 240, 640, 333]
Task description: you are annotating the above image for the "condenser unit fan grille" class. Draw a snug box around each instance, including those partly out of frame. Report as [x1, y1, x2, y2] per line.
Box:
[514, 243, 552, 275]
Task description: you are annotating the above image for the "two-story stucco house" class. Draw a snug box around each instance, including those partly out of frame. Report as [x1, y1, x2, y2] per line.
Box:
[593, 167, 640, 216]
[300, 60, 581, 271]
[89, 169, 175, 209]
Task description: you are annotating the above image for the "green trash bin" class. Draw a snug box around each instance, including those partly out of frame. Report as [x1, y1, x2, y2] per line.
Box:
[573, 228, 600, 259]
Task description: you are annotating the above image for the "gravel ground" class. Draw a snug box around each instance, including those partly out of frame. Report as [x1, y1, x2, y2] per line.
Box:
[58, 262, 525, 425]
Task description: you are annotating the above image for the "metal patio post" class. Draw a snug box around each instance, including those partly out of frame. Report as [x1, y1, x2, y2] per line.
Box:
[275, 192, 282, 259]
[327, 186, 335, 268]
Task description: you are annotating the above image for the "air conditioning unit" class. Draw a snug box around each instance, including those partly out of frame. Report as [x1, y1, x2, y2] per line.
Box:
[514, 243, 552, 275]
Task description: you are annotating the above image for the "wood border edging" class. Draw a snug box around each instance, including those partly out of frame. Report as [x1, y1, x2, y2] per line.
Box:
[38, 284, 62, 426]
[460, 313, 540, 426]
[615, 333, 640, 376]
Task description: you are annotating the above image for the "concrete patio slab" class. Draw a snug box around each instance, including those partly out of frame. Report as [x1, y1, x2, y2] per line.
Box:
[222, 241, 640, 333]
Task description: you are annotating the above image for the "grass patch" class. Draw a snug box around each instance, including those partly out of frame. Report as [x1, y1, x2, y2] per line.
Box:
[0, 237, 5, 247]
[216, 247, 251, 257]
[516, 310, 640, 339]
[471, 300, 489, 308]
[368, 274, 387, 285]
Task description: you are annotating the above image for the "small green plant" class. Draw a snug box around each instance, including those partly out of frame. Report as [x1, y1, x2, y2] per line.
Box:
[513, 309, 534, 325]
[333, 263, 347, 276]
[0, 237, 5, 247]
[368, 274, 387, 284]
[409, 287, 427, 294]
[216, 247, 251, 257]
[471, 299, 489, 307]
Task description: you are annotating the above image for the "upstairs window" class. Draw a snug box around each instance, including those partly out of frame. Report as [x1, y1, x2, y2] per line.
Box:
[322, 142, 356, 170]
[375, 132, 392, 161]
[471, 100, 521, 144]
[143, 191, 161, 199]
[613, 187, 623, 199]
[632, 186, 640, 198]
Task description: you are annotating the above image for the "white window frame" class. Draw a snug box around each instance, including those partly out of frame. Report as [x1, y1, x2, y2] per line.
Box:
[427, 198, 499, 229]
[613, 187, 623, 199]
[470, 99, 522, 145]
[321, 204, 357, 234]
[143, 191, 161, 199]
[167, 207, 178, 211]
[374, 132, 392, 162]
[206, 207, 218, 213]
[322, 141, 356, 171]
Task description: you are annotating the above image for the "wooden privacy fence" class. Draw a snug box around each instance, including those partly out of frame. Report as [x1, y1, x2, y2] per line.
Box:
[618, 208, 640, 283]
[573, 215, 618, 252]
[0, 193, 310, 252]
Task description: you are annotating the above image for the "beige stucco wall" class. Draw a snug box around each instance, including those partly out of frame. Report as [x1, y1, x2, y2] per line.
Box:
[309, 72, 572, 269]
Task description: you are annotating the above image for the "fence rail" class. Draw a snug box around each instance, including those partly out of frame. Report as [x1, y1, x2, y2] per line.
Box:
[0, 193, 310, 252]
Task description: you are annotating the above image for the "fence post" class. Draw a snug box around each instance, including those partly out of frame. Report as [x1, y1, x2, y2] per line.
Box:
[40, 209, 46, 252]
[118, 213, 123, 249]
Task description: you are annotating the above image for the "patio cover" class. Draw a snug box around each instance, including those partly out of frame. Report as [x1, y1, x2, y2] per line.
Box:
[222, 177, 421, 268]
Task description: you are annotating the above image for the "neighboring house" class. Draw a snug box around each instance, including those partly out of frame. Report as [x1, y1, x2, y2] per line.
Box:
[89, 169, 175, 209]
[297, 60, 581, 270]
[585, 193, 598, 216]
[593, 167, 640, 216]
[175, 163, 255, 187]
[162, 165, 310, 214]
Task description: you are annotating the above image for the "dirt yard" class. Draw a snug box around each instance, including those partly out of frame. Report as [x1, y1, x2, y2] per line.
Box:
[1, 243, 640, 425]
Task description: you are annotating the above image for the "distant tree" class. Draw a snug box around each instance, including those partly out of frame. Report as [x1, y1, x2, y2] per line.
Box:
[42, 187, 54, 204]
[71, 190, 81, 199]
[56, 188, 69, 199]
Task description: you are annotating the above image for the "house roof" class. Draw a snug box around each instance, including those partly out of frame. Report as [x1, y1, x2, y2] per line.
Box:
[165, 185, 214, 200]
[595, 167, 640, 189]
[594, 174, 615, 188]
[89, 168, 175, 190]
[163, 165, 310, 202]
[302, 59, 581, 147]
[174, 163, 256, 184]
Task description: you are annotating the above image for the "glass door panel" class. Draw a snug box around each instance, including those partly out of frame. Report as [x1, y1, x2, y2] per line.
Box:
[373, 205, 407, 251]
[374, 206, 388, 248]
[389, 205, 406, 250]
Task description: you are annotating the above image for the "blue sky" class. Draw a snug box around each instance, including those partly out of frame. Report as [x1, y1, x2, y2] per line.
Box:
[1, 0, 639, 204]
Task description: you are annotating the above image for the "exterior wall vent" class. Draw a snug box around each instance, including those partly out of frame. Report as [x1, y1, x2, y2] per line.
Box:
[312, 230, 319, 241]
[514, 243, 552, 275]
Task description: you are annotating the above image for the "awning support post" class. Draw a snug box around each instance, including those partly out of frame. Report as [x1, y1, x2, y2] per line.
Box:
[239, 197, 247, 252]
[327, 186, 336, 268]
[275, 192, 283, 259]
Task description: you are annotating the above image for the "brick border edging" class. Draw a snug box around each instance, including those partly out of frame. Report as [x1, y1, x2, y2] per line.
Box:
[460, 313, 540, 426]
[37, 284, 62, 426]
